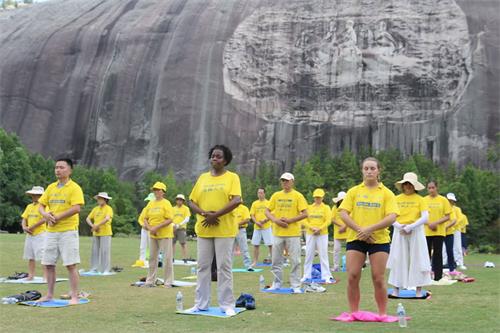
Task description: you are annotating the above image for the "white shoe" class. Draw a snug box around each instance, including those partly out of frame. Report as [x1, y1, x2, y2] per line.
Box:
[459, 265, 467, 270]
[304, 283, 326, 293]
[292, 287, 304, 294]
[267, 282, 281, 290]
[184, 306, 201, 313]
[225, 308, 236, 316]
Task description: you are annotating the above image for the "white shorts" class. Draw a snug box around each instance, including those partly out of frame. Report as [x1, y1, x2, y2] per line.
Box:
[42, 231, 80, 266]
[251, 228, 273, 246]
[23, 232, 46, 261]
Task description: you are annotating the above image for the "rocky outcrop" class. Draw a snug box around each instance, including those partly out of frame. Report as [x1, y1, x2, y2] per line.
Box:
[0, 0, 498, 179]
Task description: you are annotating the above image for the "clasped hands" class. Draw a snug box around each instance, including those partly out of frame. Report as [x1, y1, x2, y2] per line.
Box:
[201, 211, 220, 228]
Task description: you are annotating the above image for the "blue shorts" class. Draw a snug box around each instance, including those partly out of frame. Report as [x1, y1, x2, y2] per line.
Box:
[346, 240, 390, 255]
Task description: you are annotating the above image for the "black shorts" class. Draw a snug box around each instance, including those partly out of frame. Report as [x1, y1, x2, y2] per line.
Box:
[346, 240, 390, 255]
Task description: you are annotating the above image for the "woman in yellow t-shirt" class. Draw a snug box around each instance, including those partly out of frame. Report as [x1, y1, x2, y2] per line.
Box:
[339, 157, 399, 316]
[387, 173, 431, 298]
[86, 192, 114, 273]
[423, 181, 451, 281]
[186, 145, 242, 316]
[331, 191, 347, 272]
[143, 182, 174, 287]
[302, 189, 334, 283]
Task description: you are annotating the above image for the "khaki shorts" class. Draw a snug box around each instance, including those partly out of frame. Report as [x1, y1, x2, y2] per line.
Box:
[23, 232, 46, 261]
[173, 228, 187, 245]
[42, 231, 80, 266]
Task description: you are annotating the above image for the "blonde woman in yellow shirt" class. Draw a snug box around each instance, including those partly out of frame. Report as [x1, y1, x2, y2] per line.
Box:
[387, 173, 431, 297]
[339, 157, 399, 316]
[21, 186, 47, 281]
[86, 192, 114, 273]
[424, 181, 451, 281]
[143, 182, 174, 287]
[265, 172, 308, 293]
[302, 189, 334, 283]
[186, 145, 242, 316]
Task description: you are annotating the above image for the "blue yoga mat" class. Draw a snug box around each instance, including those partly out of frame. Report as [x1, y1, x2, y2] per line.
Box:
[303, 278, 337, 284]
[256, 262, 272, 267]
[261, 288, 304, 294]
[79, 271, 116, 276]
[232, 268, 263, 273]
[20, 298, 90, 308]
[387, 288, 430, 299]
[177, 307, 246, 318]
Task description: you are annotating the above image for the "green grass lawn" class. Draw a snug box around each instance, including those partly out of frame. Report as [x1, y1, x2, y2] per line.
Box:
[0, 234, 498, 333]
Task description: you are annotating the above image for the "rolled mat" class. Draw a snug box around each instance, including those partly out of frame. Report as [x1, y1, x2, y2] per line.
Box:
[331, 311, 411, 323]
[387, 288, 430, 299]
[177, 307, 246, 318]
[173, 260, 197, 266]
[79, 271, 116, 276]
[0, 277, 68, 284]
[19, 298, 90, 308]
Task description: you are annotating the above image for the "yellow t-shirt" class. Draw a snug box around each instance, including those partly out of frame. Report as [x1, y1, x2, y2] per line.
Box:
[332, 206, 347, 240]
[88, 204, 114, 236]
[39, 179, 85, 232]
[21, 202, 46, 236]
[190, 171, 242, 238]
[144, 199, 174, 239]
[250, 199, 270, 230]
[267, 189, 308, 237]
[446, 206, 463, 235]
[460, 214, 469, 233]
[172, 205, 191, 229]
[424, 195, 452, 237]
[303, 203, 331, 235]
[138, 207, 147, 226]
[396, 193, 427, 225]
[234, 204, 250, 229]
[339, 182, 399, 244]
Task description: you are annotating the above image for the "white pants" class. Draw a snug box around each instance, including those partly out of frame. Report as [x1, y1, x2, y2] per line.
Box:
[333, 238, 346, 270]
[271, 236, 301, 288]
[453, 231, 464, 266]
[90, 236, 111, 273]
[139, 228, 149, 261]
[387, 226, 432, 288]
[195, 237, 235, 311]
[303, 234, 332, 280]
[234, 228, 252, 268]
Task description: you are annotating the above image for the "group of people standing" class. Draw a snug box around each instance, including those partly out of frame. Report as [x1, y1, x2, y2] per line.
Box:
[19, 146, 469, 317]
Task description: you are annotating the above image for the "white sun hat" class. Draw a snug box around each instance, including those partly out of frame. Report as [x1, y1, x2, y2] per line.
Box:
[94, 192, 112, 200]
[176, 194, 186, 201]
[25, 186, 44, 195]
[332, 191, 347, 203]
[446, 193, 457, 202]
[395, 172, 425, 191]
[280, 172, 295, 181]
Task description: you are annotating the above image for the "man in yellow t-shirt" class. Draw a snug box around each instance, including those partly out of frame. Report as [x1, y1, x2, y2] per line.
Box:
[233, 203, 252, 269]
[38, 158, 84, 305]
[86, 192, 114, 273]
[21, 186, 47, 281]
[172, 194, 191, 263]
[302, 189, 334, 283]
[331, 191, 347, 271]
[250, 188, 272, 267]
[265, 173, 308, 292]
[143, 182, 174, 287]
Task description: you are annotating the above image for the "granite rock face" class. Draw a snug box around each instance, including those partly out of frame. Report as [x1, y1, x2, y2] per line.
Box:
[0, 0, 498, 179]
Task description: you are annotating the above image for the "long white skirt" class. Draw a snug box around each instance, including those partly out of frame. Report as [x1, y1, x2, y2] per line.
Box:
[387, 225, 432, 288]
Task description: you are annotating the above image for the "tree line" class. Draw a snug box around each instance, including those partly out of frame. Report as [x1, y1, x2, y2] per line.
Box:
[1, 129, 498, 252]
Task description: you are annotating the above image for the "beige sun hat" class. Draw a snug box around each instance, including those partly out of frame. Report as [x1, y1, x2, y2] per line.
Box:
[176, 194, 186, 201]
[395, 172, 425, 191]
[446, 193, 457, 202]
[332, 191, 346, 203]
[94, 192, 112, 200]
[25, 186, 44, 195]
[280, 172, 295, 181]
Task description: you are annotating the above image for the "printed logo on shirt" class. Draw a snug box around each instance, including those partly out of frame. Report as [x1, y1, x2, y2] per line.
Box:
[356, 202, 381, 208]
[49, 199, 66, 204]
[309, 214, 324, 219]
[202, 183, 226, 193]
[398, 202, 419, 208]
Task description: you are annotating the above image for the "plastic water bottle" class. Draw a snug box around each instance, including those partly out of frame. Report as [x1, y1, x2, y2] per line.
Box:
[158, 252, 163, 268]
[341, 255, 346, 272]
[176, 291, 183, 311]
[397, 303, 407, 328]
[2, 297, 17, 304]
[190, 266, 196, 276]
[259, 274, 265, 290]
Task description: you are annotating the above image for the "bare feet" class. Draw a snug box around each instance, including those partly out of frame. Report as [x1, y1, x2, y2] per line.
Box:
[69, 297, 79, 305]
[37, 295, 53, 303]
[163, 284, 173, 288]
[25, 276, 34, 281]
